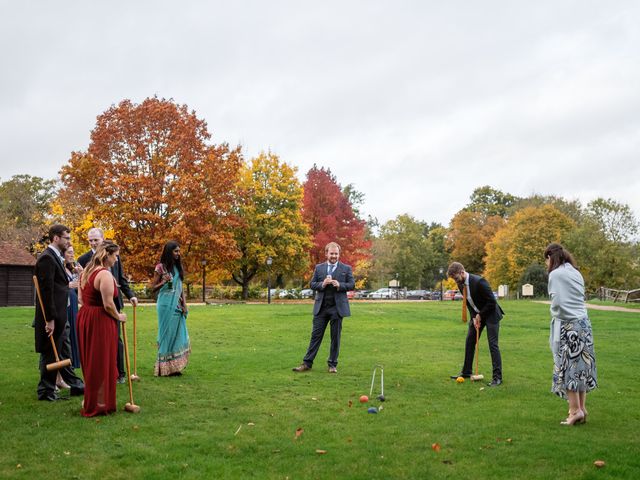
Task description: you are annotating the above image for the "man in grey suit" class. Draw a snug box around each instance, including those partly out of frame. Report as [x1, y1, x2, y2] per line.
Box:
[293, 242, 355, 374]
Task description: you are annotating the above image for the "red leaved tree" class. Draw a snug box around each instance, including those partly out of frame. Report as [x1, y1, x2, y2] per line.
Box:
[57, 97, 242, 280]
[302, 166, 371, 268]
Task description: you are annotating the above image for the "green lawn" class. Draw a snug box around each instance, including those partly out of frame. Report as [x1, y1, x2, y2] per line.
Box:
[1, 300, 639, 479]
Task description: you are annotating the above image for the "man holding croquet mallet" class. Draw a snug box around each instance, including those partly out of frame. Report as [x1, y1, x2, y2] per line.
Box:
[34, 224, 85, 401]
[293, 242, 355, 374]
[448, 262, 504, 387]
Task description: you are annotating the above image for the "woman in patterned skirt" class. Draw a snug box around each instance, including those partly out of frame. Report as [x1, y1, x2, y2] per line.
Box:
[545, 243, 597, 426]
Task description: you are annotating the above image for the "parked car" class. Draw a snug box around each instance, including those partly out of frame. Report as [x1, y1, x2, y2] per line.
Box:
[406, 289, 431, 300]
[429, 291, 442, 300]
[347, 290, 355, 299]
[299, 288, 314, 299]
[443, 289, 460, 301]
[368, 288, 400, 299]
[353, 290, 370, 299]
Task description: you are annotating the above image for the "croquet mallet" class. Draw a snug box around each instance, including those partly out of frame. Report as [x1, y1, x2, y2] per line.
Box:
[130, 304, 140, 381]
[470, 319, 484, 382]
[121, 320, 141, 413]
[33, 275, 72, 371]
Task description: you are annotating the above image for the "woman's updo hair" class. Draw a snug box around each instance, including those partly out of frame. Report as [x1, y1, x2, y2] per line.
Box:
[544, 243, 576, 273]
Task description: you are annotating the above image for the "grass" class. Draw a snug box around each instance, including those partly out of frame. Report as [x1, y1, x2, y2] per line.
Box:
[1, 300, 639, 479]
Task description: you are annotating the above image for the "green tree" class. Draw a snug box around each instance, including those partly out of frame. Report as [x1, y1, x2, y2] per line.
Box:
[0, 175, 57, 250]
[587, 198, 639, 244]
[466, 185, 519, 218]
[519, 264, 548, 298]
[379, 214, 430, 289]
[227, 152, 311, 299]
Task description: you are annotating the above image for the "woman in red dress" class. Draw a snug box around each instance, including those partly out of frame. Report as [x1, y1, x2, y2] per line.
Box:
[77, 242, 126, 417]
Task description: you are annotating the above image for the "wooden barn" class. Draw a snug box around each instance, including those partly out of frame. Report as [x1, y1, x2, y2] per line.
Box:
[0, 242, 36, 307]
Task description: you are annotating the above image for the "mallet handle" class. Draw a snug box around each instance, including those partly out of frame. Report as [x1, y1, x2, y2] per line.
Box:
[133, 305, 137, 375]
[33, 275, 63, 362]
[121, 321, 135, 405]
[474, 323, 480, 376]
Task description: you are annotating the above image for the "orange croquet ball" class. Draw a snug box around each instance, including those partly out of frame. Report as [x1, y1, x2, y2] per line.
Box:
[456, 376, 465, 383]
[359, 395, 369, 403]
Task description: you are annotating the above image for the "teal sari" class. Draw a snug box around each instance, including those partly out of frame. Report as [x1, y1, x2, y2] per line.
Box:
[154, 265, 191, 376]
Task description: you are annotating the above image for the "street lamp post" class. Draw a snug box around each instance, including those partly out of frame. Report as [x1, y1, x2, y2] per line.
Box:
[266, 257, 273, 304]
[201, 258, 207, 304]
[439, 267, 444, 301]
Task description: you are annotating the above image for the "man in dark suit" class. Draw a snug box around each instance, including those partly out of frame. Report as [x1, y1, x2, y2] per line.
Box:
[447, 262, 504, 386]
[34, 224, 84, 401]
[293, 242, 355, 374]
[78, 227, 138, 383]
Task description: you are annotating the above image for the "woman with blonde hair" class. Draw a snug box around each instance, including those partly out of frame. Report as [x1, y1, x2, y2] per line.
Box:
[77, 241, 126, 417]
[545, 243, 597, 425]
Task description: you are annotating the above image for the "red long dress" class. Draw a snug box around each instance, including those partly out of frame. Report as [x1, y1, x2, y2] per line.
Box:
[77, 268, 119, 417]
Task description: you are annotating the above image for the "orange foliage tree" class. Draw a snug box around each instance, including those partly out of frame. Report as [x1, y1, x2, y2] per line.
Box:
[447, 210, 505, 274]
[57, 97, 242, 280]
[302, 166, 371, 269]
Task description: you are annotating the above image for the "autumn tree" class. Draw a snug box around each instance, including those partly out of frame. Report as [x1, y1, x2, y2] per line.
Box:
[302, 166, 371, 268]
[0, 175, 57, 251]
[447, 210, 504, 274]
[57, 97, 242, 279]
[226, 152, 311, 299]
[484, 205, 575, 290]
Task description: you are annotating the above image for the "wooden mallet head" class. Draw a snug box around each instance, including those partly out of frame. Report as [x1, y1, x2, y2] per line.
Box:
[46, 358, 72, 371]
[124, 402, 141, 413]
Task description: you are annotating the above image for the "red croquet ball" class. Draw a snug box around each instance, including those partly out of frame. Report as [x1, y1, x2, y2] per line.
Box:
[359, 395, 369, 403]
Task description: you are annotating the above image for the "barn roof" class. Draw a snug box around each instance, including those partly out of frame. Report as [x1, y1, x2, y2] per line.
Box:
[0, 242, 37, 266]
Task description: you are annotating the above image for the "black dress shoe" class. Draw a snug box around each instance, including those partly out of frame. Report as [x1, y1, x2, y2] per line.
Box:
[39, 394, 69, 402]
[117, 376, 126, 384]
[450, 373, 471, 379]
[487, 379, 502, 387]
[70, 387, 85, 396]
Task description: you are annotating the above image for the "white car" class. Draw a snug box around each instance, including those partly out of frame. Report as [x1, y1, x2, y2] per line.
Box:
[368, 288, 395, 299]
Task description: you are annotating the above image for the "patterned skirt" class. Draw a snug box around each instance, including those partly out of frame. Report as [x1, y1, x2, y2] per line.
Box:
[552, 317, 598, 399]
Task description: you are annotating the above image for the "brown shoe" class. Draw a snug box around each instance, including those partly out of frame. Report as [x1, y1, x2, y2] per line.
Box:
[292, 364, 311, 372]
[328, 366, 337, 373]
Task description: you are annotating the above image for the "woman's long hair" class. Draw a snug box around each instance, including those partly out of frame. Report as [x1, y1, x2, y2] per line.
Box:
[544, 242, 577, 273]
[80, 241, 119, 288]
[160, 240, 184, 280]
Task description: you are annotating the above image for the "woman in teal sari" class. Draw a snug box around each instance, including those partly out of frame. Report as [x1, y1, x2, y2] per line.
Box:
[151, 241, 190, 376]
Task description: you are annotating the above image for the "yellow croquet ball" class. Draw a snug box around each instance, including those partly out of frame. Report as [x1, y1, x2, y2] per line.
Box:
[456, 376, 465, 383]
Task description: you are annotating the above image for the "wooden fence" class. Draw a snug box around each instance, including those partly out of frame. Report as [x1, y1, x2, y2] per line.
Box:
[597, 287, 640, 303]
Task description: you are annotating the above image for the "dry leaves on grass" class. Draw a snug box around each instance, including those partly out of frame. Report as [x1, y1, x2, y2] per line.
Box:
[431, 443, 441, 453]
[316, 450, 327, 454]
[294, 428, 304, 440]
[594, 460, 606, 468]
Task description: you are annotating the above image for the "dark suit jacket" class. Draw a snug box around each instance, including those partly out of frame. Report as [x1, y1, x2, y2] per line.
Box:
[458, 273, 504, 324]
[34, 248, 69, 353]
[78, 250, 134, 310]
[311, 261, 355, 317]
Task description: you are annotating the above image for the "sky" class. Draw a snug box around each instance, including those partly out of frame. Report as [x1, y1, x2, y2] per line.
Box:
[1, 1, 639, 227]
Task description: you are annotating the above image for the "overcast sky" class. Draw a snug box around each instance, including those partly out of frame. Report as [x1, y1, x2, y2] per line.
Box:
[1, 1, 639, 227]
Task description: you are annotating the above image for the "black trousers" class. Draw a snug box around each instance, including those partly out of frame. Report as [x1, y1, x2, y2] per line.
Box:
[37, 321, 84, 399]
[302, 304, 343, 368]
[461, 319, 502, 380]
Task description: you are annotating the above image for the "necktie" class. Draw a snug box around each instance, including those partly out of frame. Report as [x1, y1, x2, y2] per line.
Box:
[328, 264, 335, 276]
[462, 285, 468, 323]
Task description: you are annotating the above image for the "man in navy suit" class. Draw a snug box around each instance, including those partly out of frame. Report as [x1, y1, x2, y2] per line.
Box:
[34, 224, 85, 401]
[447, 262, 504, 386]
[78, 227, 137, 383]
[293, 242, 355, 374]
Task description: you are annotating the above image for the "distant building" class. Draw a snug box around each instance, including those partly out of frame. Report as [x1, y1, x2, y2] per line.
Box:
[0, 242, 36, 307]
